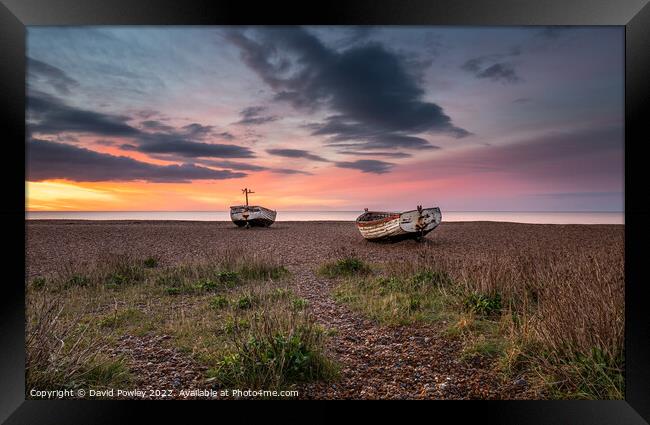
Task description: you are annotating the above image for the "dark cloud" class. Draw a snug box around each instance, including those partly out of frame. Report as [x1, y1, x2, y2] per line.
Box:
[335, 159, 394, 174]
[336, 150, 412, 159]
[461, 48, 522, 84]
[94, 139, 117, 146]
[197, 159, 268, 172]
[27, 91, 255, 159]
[235, 106, 279, 125]
[27, 58, 79, 95]
[266, 148, 330, 162]
[27, 139, 246, 183]
[135, 136, 254, 158]
[403, 125, 623, 183]
[217, 131, 235, 140]
[271, 168, 313, 175]
[537, 26, 573, 39]
[333, 26, 375, 48]
[193, 159, 312, 175]
[181, 123, 214, 138]
[28, 91, 140, 137]
[227, 27, 469, 152]
[313, 119, 445, 149]
[476, 63, 520, 83]
[141, 120, 175, 132]
[513, 97, 532, 103]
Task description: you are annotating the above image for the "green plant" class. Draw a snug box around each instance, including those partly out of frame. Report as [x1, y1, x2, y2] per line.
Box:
[31, 277, 47, 289]
[411, 270, 452, 287]
[156, 273, 182, 288]
[319, 257, 370, 278]
[209, 326, 336, 388]
[143, 257, 159, 268]
[65, 274, 90, 288]
[106, 273, 127, 286]
[464, 292, 502, 316]
[197, 278, 221, 291]
[236, 295, 255, 310]
[222, 317, 250, 335]
[98, 308, 144, 329]
[291, 297, 309, 310]
[165, 287, 181, 296]
[210, 295, 229, 309]
[76, 358, 132, 390]
[215, 271, 241, 287]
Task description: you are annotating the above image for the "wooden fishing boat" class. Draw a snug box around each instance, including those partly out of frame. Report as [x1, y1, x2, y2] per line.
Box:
[230, 188, 277, 228]
[356, 205, 441, 242]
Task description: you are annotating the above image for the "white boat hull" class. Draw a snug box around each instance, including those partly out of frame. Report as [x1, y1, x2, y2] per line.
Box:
[230, 206, 276, 227]
[356, 207, 441, 241]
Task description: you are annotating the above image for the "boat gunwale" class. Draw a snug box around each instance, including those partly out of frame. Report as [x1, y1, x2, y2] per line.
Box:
[230, 205, 276, 212]
[356, 212, 401, 227]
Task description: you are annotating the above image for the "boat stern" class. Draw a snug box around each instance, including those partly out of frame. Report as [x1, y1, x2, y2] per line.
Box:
[399, 207, 442, 234]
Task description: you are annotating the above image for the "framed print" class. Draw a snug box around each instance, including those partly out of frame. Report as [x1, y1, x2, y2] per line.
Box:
[2, 0, 649, 423]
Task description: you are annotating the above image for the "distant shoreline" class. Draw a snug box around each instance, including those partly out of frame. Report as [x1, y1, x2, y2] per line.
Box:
[25, 219, 624, 226]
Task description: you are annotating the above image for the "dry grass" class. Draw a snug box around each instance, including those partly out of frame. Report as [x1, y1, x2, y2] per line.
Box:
[329, 237, 624, 399]
[26, 252, 335, 395]
[25, 295, 131, 392]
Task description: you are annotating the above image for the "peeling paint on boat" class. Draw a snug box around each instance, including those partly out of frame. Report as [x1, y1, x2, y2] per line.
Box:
[356, 206, 442, 242]
[229, 188, 276, 227]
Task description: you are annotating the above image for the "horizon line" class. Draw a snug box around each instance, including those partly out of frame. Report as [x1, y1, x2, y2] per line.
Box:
[26, 210, 625, 213]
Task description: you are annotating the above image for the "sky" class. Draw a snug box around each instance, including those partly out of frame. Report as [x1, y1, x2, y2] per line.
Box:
[25, 26, 624, 212]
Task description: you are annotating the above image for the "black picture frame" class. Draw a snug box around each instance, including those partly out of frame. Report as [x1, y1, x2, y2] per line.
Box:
[2, 0, 649, 423]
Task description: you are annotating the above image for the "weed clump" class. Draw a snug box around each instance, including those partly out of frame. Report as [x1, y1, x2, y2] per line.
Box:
[464, 292, 502, 316]
[143, 257, 159, 268]
[209, 324, 336, 389]
[165, 287, 181, 296]
[210, 295, 229, 309]
[31, 277, 47, 289]
[319, 256, 370, 278]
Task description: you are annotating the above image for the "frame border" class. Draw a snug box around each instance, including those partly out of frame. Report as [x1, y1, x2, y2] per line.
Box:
[2, 0, 649, 423]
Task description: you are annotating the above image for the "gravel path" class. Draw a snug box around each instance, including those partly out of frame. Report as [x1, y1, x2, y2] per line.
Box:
[26, 220, 623, 399]
[292, 267, 532, 399]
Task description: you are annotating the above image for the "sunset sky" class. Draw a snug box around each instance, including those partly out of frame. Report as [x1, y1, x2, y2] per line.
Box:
[26, 26, 624, 212]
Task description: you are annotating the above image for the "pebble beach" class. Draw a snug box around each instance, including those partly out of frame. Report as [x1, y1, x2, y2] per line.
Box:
[26, 220, 624, 399]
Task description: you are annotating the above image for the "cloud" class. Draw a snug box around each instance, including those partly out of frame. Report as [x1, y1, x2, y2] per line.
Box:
[336, 150, 412, 159]
[134, 136, 255, 158]
[271, 168, 313, 175]
[476, 63, 520, 83]
[461, 48, 522, 84]
[266, 148, 330, 162]
[227, 27, 469, 152]
[28, 90, 140, 136]
[404, 125, 623, 183]
[27, 91, 255, 158]
[195, 159, 312, 175]
[141, 120, 175, 132]
[181, 123, 214, 138]
[217, 131, 235, 140]
[313, 119, 445, 149]
[332, 26, 375, 48]
[27, 58, 80, 95]
[94, 139, 117, 146]
[335, 159, 394, 174]
[27, 138, 246, 183]
[235, 106, 279, 125]
[536, 26, 573, 40]
[198, 159, 268, 171]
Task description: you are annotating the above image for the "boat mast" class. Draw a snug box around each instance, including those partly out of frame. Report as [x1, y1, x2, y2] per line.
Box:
[242, 188, 255, 207]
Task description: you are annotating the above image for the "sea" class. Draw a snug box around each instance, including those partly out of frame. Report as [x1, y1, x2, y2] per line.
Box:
[25, 211, 624, 225]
